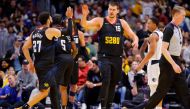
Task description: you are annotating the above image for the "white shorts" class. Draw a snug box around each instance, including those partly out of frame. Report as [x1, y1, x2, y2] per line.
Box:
[147, 62, 160, 85]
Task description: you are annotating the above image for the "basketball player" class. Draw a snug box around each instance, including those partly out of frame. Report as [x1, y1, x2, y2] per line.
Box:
[18, 8, 72, 109]
[81, 1, 139, 108]
[136, 17, 163, 109]
[51, 11, 78, 109]
[145, 6, 190, 109]
[66, 20, 87, 108]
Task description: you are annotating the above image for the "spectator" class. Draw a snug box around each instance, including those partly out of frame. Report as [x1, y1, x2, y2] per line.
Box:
[5, 37, 24, 73]
[3, 66, 16, 88]
[6, 23, 17, 50]
[122, 73, 150, 108]
[76, 56, 90, 105]
[140, 0, 156, 20]
[0, 71, 4, 88]
[182, 39, 190, 66]
[85, 35, 97, 58]
[154, 7, 168, 25]
[122, 56, 130, 75]
[85, 60, 102, 109]
[0, 59, 10, 73]
[0, 74, 23, 108]
[127, 61, 145, 88]
[0, 19, 8, 58]
[17, 60, 37, 102]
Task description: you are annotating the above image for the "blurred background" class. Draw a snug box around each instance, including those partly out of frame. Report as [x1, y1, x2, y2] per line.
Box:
[0, 0, 190, 109]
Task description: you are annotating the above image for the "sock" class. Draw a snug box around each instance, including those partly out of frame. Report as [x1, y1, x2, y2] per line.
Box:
[22, 103, 30, 109]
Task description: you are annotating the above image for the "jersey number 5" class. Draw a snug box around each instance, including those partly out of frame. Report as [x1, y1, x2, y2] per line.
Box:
[33, 40, 42, 53]
[61, 40, 66, 51]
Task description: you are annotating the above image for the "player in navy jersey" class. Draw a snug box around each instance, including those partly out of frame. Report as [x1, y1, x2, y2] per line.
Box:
[51, 10, 78, 109]
[81, 1, 139, 108]
[19, 11, 61, 109]
[64, 20, 88, 108]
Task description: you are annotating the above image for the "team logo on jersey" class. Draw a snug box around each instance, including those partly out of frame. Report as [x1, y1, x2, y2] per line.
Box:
[44, 82, 49, 88]
[115, 26, 121, 32]
[152, 78, 156, 82]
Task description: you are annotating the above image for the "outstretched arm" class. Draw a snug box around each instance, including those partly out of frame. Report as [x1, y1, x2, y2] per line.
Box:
[81, 4, 102, 31]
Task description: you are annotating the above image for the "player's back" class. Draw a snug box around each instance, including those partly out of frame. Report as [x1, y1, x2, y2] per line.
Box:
[31, 27, 55, 69]
[54, 27, 72, 55]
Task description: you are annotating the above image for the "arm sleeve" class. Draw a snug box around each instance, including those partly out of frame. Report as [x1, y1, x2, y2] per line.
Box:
[67, 18, 72, 38]
[79, 46, 90, 62]
[163, 26, 174, 43]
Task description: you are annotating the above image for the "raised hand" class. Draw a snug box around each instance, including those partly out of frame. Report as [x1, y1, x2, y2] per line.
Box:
[66, 6, 73, 19]
[82, 4, 89, 17]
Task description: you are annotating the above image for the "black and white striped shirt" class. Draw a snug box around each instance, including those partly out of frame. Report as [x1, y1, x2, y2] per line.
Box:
[163, 23, 183, 56]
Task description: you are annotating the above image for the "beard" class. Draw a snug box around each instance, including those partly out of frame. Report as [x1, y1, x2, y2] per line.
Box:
[109, 13, 116, 18]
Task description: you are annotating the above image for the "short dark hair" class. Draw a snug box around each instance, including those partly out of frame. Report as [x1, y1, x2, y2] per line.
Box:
[38, 12, 50, 25]
[52, 14, 62, 25]
[172, 5, 185, 17]
[109, 0, 120, 9]
[149, 17, 159, 26]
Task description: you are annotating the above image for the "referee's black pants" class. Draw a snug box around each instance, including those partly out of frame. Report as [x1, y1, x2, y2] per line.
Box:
[145, 56, 190, 109]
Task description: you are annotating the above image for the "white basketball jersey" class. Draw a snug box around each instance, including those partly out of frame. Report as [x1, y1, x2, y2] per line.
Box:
[147, 29, 163, 85]
[148, 29, 163, 61]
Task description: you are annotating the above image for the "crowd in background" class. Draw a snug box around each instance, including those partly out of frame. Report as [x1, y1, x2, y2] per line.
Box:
[0, 0, 190, 108]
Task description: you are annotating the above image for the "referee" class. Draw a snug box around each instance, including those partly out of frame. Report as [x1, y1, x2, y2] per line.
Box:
[145, 6, 190, 109]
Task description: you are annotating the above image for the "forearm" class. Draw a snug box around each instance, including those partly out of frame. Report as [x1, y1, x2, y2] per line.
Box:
[81, 15, 88, 29]
[94, 82, 102, 87]
[71, 42, 78, 58]
[140, 41, 148, 58]
[162, 48, 176, 66]
[139, 52, 154, 67]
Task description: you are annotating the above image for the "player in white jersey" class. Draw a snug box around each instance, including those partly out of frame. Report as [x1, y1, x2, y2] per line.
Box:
[136, 17, 163, 109]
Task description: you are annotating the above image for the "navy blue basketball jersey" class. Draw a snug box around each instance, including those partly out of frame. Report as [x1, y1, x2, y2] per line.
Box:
[98, 18, 124, 56]
[31, 27, 55, 66]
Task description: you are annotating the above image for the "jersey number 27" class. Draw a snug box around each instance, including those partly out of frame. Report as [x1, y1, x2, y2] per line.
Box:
[33, 40, 42, 53]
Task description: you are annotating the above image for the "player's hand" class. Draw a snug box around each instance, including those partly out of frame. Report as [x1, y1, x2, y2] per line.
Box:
[29, 62, 35, 73]
[132, 40, 138, 49]
[172, 64, 182, 74]
[136, 65, 142, 72]
[82, 4, 89, 17]
[66, 7, 73, 19]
